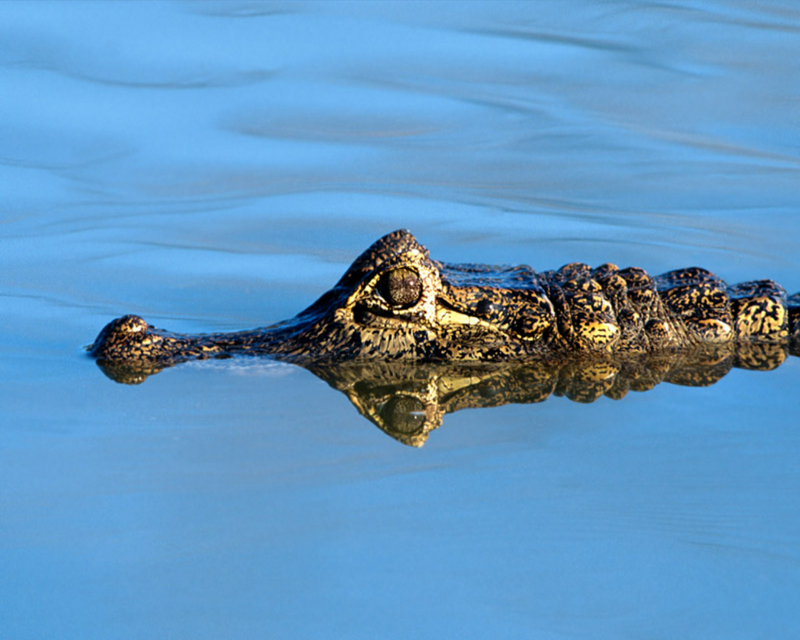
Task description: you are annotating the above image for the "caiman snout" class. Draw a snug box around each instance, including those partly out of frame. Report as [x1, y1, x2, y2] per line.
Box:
[89, 314, 154, 360]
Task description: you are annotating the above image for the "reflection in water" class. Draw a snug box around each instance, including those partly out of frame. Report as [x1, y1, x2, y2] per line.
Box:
[96, 340, 793, 447]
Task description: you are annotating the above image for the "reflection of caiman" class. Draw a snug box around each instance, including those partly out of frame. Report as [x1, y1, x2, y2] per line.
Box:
[308, 345, 789, 446]
[91, 228, 800, 371]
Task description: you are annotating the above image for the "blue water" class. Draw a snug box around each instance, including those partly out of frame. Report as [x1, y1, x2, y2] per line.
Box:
[2, 2, 799, 638]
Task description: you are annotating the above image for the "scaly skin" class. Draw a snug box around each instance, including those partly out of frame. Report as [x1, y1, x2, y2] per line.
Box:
[90, 229, 800, 371]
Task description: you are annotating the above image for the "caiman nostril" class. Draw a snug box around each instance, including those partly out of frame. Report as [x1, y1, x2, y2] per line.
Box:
[118, 314, 148, 334]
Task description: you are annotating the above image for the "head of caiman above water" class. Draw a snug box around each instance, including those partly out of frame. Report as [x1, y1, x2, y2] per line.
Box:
[90, 229, 800, 369]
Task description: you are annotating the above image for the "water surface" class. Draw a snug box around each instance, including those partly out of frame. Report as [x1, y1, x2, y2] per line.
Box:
[2, 2, 799, 638]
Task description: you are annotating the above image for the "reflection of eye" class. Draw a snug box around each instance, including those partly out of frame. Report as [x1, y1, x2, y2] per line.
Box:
[378, 267, 422, 308]
[379, 395, 426, 434]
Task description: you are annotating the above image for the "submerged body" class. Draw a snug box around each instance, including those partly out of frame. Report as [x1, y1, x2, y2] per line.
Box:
[90, 230, 800, 369]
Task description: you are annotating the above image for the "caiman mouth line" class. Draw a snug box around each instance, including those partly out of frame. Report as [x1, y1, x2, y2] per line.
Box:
[89, 229, 800, 376]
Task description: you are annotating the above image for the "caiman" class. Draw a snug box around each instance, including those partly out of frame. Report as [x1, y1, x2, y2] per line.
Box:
[90, 229, 800, 375]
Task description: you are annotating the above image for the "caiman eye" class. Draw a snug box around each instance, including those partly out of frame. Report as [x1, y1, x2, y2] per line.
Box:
[379, 267, 422, 308]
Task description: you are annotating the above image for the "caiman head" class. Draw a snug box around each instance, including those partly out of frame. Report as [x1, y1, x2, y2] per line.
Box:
[90, 229, 563, 372]
[276, 228, 561, 361]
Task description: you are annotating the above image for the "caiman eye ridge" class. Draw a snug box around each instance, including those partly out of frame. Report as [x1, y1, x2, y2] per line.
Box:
[379, 267, 423, 308]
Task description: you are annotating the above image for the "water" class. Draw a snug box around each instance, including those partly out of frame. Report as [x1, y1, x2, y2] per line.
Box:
[2, 2, 799, 638]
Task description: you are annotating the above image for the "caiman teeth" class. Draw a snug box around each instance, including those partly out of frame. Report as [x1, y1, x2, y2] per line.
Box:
[435, 305, 494, 330]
